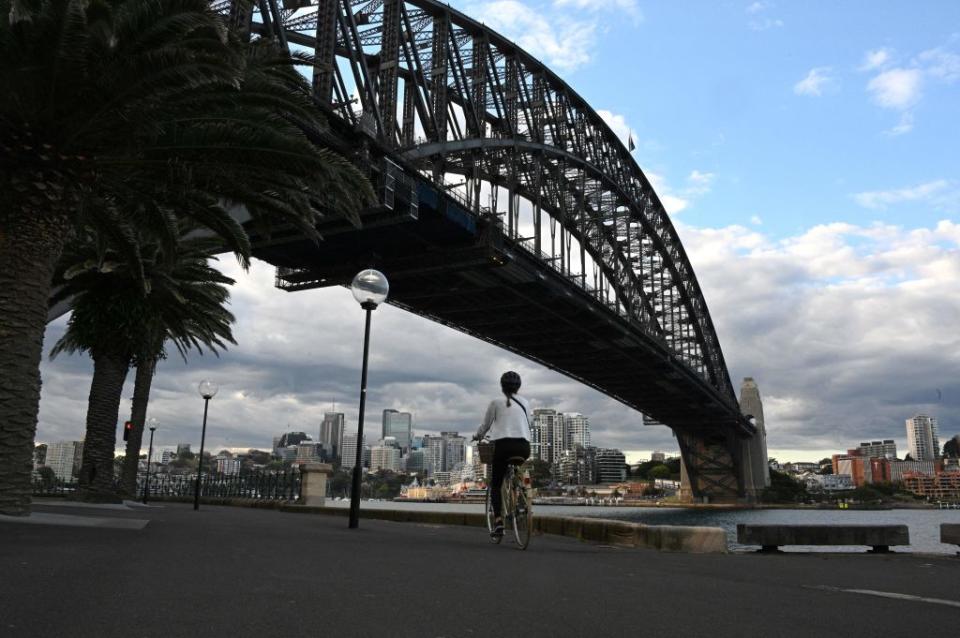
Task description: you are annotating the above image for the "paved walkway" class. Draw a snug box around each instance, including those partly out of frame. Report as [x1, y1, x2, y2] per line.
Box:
[1, 502, 958, 637]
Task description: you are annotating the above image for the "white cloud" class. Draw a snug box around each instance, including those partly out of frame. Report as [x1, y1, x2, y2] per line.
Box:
[793, 67, 833, 96]
[853, 180, 952, 210]
[645, 171, 688, 215]
[750, 215, 763, 225]
[746, 2, 769, 14]
[749, 17, 783, 31]
[553, 0, 643, 23]
[468, 1, 595, 71]
[860, 48, 892, 71]
[596, 109, 636, 148]
[885, 111, 914, 136]
[685, 170, 715, 196]
[917, 47, 960, 82]
[867, 68, 923, 109]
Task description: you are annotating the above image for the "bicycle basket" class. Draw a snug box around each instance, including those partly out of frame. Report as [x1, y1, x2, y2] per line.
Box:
[477, 441, 495, 464]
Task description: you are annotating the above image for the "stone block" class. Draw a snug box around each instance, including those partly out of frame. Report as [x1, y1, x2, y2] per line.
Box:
[737, 524, 909, 552]
[942, 523, 960, 547]
[298, 463, 333, 507]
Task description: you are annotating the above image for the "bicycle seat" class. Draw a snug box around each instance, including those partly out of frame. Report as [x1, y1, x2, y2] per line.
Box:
[507, 456, 526, 465]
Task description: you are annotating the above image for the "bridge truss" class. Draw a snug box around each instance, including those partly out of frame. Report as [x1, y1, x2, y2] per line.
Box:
[215, 0, 757, 500]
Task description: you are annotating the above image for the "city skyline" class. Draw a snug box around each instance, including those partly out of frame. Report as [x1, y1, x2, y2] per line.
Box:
[30, 1, 960, 464]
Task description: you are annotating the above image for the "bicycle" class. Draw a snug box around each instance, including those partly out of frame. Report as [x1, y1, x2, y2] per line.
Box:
[477, 439, 533, 549]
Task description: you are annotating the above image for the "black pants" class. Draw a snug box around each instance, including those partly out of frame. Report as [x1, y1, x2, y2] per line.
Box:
[490, 438, 531, 519]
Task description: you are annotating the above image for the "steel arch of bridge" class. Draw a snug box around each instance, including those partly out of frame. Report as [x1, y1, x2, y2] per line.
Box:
[218, 2, 748, 450]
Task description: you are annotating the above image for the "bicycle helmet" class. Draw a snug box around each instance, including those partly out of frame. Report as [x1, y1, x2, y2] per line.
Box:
[500, 371, 521, 394]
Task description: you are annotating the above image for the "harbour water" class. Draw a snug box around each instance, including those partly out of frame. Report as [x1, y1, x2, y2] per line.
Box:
[331, 500, 960, 554]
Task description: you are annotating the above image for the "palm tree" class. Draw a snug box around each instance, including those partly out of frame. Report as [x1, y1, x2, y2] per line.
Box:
[0, 1, 373, 514]
[51, 228, 238, 500]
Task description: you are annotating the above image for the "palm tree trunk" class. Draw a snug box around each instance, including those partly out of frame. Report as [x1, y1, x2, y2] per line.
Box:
[77, 350, 130, 502]
[0, 212, 69, 516]
[120, 356, 156, 497]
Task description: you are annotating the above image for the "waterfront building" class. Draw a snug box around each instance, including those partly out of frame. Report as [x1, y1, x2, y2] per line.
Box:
[651, 450, 666, 462]
[319, 413, 345, 460]
[887, 459, 938, 483]
[280, 446, 298, 463]
[215, 457, 241, 475]
[382, 409, 413, 451]
[558, 445, 596, 485]
[370, 445, 402, 472]
[341, 434, 365, 470]
[423, 435, 446, 475]
[595, 449, 627, 483]
[565, 413, 591, 450]
[46, 441, 83, 481]
[160, 450, 174, 465]
[906, 415, 940, 461]
[433, 471, 453, 486]
[902, 471, 960, 500]
[804, 473, 854, 492]
[858, 440, 897, 459]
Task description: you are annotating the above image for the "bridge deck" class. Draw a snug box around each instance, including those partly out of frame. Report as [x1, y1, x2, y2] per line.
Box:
[254, 182, 744, 435]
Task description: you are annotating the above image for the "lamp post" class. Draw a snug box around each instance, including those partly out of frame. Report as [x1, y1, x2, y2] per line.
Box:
[142, 418, 157, 505]
[348, 269, 389, 529]
[194, 380, 218, 511]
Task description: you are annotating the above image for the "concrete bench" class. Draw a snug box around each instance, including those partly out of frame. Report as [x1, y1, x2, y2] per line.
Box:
[737, 524, 909, 553]
[943, 524, 960, 550]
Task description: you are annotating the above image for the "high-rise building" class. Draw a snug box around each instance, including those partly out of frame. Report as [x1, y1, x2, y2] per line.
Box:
[382, 409, 413, 451]
[441, 432, 466, 472]
[176, 443, 192, 457]
[319, 413, 345, 460]
[906, 415, 940, 461]
[422, 435, 445, 475]
[215, 456, 241, 475]
[858, 440, 897, 459]
[565, 413, 591, 449]
[370, 445, 401, 472]
[531, 409, 563, 464]
[46, 441, 82, 481]
[341, 434, 365, 470]
[651, 450, 666, 462]
[595, 449, 627, 483]
[404, 449, 425, 474]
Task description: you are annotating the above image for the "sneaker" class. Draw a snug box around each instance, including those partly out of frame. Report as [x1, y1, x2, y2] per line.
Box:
[491, 523, 504, 538]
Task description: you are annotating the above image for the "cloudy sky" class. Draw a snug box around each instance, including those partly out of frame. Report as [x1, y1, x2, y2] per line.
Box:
[36, 1, 960, 463]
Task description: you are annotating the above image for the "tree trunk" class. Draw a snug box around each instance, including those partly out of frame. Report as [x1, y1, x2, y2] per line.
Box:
[0, 212, 69, 516]
[77, 350, 130, 502]
[120, 356, 156, 497]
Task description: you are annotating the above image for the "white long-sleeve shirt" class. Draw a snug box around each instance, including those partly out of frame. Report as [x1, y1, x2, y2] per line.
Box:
[476, 395, 531, 441]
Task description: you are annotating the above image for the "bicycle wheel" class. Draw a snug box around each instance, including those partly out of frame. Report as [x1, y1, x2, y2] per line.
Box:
[511, 474, 532, 550]
[485, 484, 502, 544]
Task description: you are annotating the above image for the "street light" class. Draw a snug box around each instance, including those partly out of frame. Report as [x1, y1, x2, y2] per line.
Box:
[348, 269, 389, 529]
[194, 380, 218, 511]
[142, 418, 157, 505]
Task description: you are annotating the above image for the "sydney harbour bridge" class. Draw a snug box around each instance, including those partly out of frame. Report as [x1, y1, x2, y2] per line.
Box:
[213, 0, 766, 500]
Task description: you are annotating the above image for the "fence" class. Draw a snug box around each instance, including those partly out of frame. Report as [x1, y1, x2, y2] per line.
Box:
[32, 469, 302, 502]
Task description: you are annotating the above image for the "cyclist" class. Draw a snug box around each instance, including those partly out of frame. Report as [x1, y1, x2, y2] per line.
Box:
[475, 370, 531, 539]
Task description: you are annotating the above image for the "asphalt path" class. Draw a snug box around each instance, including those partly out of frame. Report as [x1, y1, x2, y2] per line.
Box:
[1, 502, 958, 637]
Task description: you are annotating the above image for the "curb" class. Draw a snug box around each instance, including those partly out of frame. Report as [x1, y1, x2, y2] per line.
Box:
[152, 496, 727, 553]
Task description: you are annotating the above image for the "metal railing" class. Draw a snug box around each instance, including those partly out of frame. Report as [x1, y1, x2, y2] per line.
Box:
[32, 469, 302, 502]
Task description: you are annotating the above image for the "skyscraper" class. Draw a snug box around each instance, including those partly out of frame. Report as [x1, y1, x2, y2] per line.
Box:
[46, 441, 82, 481]
[532, 408, 563, 464]
[341, 434, 365, 470]
[906, 415, 940, 461]
[565, 413, 591, 449]
[441, 432, 466, 472]
[382, 409, 413, 451]
[320, 412, 345, 460]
